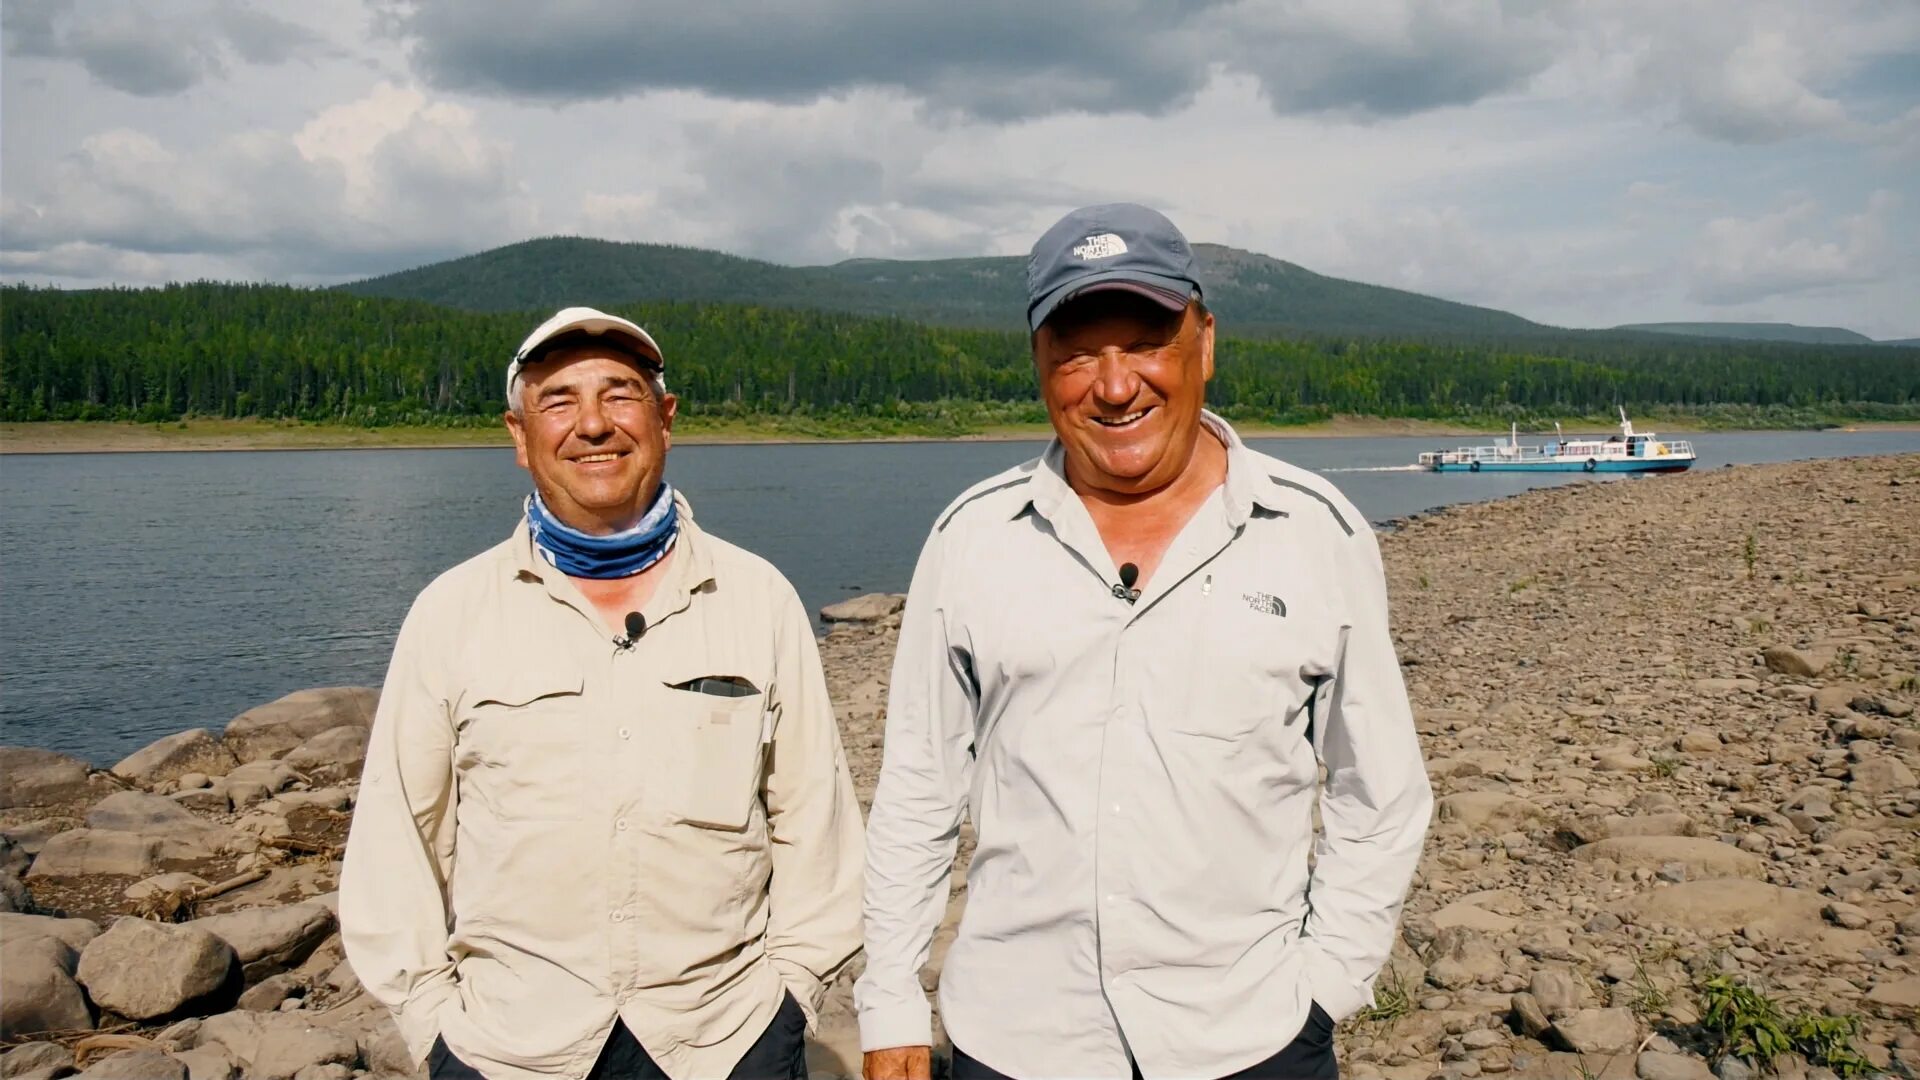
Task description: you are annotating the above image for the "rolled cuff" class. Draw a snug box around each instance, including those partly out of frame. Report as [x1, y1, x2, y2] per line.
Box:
[857, 998, 934, 1053]
[1302, 945, 1374, 1024]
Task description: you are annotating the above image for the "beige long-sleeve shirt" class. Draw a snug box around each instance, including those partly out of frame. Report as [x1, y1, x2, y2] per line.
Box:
[340, 499, 864, 1080]
[856, 414, 1432, 1079]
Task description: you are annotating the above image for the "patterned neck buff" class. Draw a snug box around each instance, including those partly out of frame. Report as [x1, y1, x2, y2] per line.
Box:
[525, 482, 679, 579]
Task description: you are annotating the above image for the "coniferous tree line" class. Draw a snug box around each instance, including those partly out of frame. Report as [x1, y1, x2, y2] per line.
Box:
[2, 283, 1916, 426]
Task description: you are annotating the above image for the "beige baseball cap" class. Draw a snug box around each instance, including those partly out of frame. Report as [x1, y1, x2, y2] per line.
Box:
[507, 306, 664, 400]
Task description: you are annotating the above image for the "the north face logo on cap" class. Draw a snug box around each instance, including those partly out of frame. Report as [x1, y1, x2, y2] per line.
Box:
[1072, 233, 1128, 260]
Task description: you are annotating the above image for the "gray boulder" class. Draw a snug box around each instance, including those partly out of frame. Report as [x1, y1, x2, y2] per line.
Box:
[0, 916, 96, 1037]
[85, 792, 231, 856]
[281, 727, 370, 782]
[112, 730, 237, 789]
[75, 918, 237, 1021]
[1550, 1007, 1641, 1054]
[25, 830, 183, 880]
[224, 688, 378, 764]
[0, 748, 93, 808]
[0, 868, 29, 914]
[195, 1012, 360, 1080]
[0, 912, 101, 953]
[1762, 645, 1828, 677]
[79, 1050, 186, 1080]
[1, 1042, 75, 1078]
[820, 593, 907, 623]
[3, 820, 66, 857]
[1639, 1052, 1715, 1080]
[190, 902, 336, 981]
[223, 761, 298, 809]
[170, 1045, 237, 1080]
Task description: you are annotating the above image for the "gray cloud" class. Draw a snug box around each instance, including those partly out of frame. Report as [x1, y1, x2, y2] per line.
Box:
[3, 0, 334, 96]
[1, 86, 539, 279]
[380, 0, 1555, 121]
[214, 1, 329, 66]
[1203, 2, 1561, 116]
[1687, 191, 1898, 306]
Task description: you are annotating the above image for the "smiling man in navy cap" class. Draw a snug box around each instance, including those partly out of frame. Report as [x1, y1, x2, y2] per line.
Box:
[856, 205, 1432, 1080]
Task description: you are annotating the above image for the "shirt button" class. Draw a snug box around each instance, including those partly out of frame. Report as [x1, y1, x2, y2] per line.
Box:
[611, 911, 626, 923]
[618, 727, 631, 739]
[616, 819, 628, 832]
[1111, 803, 1123, 815]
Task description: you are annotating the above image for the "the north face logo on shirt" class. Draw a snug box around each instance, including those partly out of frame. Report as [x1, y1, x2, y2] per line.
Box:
[1243, 591, 1286, 617]
[1072, 233, 1128, 260]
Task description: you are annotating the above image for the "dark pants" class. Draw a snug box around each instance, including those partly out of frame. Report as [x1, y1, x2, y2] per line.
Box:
[429, 992, 809, 1079]
[951, 1002, 1337, 1080]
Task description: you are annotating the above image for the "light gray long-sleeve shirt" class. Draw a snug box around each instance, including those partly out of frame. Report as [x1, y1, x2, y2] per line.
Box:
[855, 413, 1432, 1079]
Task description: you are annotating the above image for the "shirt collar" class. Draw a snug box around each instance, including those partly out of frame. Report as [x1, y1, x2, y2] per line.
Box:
[1024, 409, 1280, 530]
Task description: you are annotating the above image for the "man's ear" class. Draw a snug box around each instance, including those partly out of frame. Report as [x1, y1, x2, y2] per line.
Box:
[659, 392, 679, 451]
[505, 409, 530, 470]
[1197, 308, 1216, 382]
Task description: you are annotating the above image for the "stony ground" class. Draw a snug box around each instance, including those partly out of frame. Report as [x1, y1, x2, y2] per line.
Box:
[813, 454, 1920, 1079]
[4, 454, 1917, 1079]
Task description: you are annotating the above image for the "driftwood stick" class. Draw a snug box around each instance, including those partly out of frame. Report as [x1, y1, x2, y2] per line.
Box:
[191, 867, 269, 900]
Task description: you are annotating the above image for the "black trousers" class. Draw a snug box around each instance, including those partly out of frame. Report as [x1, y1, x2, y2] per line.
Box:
[951, 1002, 1337, 1080]
[429, 992, 808, 1080]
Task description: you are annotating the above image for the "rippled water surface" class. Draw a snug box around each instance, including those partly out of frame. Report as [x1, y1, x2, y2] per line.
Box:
[4, 429, 1915, 761]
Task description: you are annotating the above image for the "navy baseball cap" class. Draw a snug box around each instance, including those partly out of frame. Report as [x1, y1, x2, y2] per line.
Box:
[1025, 203, 1202, 332]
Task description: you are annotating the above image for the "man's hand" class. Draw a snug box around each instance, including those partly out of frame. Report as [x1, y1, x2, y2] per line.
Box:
[863, 1045, 933, 1080]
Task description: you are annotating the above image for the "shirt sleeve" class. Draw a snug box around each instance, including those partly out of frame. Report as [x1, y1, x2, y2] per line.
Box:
[1302, 523, 1433, 1023]
[854, 529, 978, 1052]
[761, 580, 867, 1029]
[339, 595, 462, 1065]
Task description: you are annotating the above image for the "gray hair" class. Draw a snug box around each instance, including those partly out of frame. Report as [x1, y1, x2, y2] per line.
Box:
[508, 368, 668, 417]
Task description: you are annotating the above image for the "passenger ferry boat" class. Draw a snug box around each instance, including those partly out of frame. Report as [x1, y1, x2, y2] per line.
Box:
[1417, 410, 1696, 473]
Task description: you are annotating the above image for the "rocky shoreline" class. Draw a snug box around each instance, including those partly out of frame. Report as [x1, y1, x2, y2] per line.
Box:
[5, 454, 1918, 1080]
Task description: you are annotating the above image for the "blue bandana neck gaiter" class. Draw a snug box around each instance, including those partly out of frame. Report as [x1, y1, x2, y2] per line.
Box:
[526, 482, 679, 579]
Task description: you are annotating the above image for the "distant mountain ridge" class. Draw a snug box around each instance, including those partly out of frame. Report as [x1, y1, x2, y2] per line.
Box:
[1615, 321, 1877, 346]
[339, 235, 1546, 338]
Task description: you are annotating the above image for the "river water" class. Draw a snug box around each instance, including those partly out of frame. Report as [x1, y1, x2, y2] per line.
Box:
[4, 429, 1916, 762]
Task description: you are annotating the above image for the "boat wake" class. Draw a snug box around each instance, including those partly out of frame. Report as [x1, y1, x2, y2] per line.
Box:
[1319, 465, 1427, 473]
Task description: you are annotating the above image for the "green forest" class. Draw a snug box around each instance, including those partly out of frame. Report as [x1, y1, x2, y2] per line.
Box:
[4, 283, 1918, 433]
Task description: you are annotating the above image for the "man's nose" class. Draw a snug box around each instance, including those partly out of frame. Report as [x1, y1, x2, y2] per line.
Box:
[575, 396, 613, 438]
[1092, 348, 1139, 405]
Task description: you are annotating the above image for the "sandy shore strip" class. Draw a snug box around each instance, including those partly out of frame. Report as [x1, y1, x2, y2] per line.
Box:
[19, 416, 1905, 455]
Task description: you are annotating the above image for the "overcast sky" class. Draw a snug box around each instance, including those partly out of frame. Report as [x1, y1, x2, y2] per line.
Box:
[4, 0, 1917, 337]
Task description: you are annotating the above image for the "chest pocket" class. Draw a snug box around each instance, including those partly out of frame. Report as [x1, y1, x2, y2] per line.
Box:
[661, 674, 770, 831]
[1174, 588, 1329, 742]
[455, 673, 588, 823]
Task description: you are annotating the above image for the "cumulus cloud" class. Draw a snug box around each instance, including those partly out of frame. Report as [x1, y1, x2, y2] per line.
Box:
[1688, 191, 1899, 305]
[381, 0, 1565, 121]
[0, 84, 537, 279]
[573, 91, 1086, 263]
[1565, 0, 1920, 144]
[2, 0, 335, 96]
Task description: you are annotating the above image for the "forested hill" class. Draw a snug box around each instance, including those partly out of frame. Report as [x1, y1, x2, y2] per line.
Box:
[1616, 322, 1877, 346]
[6, 283, 1917, 428]
[338, 236, 1545, 338]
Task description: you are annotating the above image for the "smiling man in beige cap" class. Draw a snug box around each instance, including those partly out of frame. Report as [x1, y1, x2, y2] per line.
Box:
[342, 307, 864, 1080]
